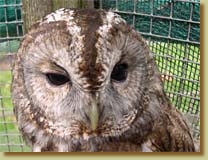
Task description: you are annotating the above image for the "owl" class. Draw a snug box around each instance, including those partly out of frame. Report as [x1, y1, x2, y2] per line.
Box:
[11, 8, 196, 152]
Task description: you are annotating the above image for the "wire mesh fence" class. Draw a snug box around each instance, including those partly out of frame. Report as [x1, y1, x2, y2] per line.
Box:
[0, 0, 200, 152]
[0, 0, 30, 152]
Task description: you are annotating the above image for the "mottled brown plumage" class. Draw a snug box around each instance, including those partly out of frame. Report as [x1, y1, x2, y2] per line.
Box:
[12, 8, 195, 152]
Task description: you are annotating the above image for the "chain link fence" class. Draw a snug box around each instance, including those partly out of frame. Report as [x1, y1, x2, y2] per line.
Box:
[0, 0, 200, 152]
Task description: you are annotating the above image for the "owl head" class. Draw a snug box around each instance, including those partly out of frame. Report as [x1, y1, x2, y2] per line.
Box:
[12, 8, 168, 149]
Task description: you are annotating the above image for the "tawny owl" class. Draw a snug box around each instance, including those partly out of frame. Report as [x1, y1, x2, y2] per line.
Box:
[11, 8, 195, 152]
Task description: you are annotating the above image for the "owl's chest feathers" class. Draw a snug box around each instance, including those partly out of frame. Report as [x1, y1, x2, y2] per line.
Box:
[27, 126, 150, 152]
[23, 107, 155, 152]
[22, 103, 194, 152]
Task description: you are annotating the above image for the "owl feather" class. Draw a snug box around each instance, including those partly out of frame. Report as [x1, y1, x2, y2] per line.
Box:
[12, 8, 195, 152]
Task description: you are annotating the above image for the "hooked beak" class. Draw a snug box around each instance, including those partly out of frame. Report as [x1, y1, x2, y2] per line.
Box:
[89, 97, 99, 131]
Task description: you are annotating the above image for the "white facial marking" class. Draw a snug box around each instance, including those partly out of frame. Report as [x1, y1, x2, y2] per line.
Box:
[40, 8, 74, 24]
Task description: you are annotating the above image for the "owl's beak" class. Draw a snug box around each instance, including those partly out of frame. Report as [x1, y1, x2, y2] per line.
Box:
[89, 97, 99, 131]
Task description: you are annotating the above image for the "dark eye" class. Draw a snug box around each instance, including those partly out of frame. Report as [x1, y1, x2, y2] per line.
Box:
[46, 73, 70, 86]
[111, 63, 128, 82]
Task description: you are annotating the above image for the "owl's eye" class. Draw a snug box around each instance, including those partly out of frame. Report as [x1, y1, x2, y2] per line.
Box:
[111, 63, 128, 82]
[46, 73, 70, 86]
